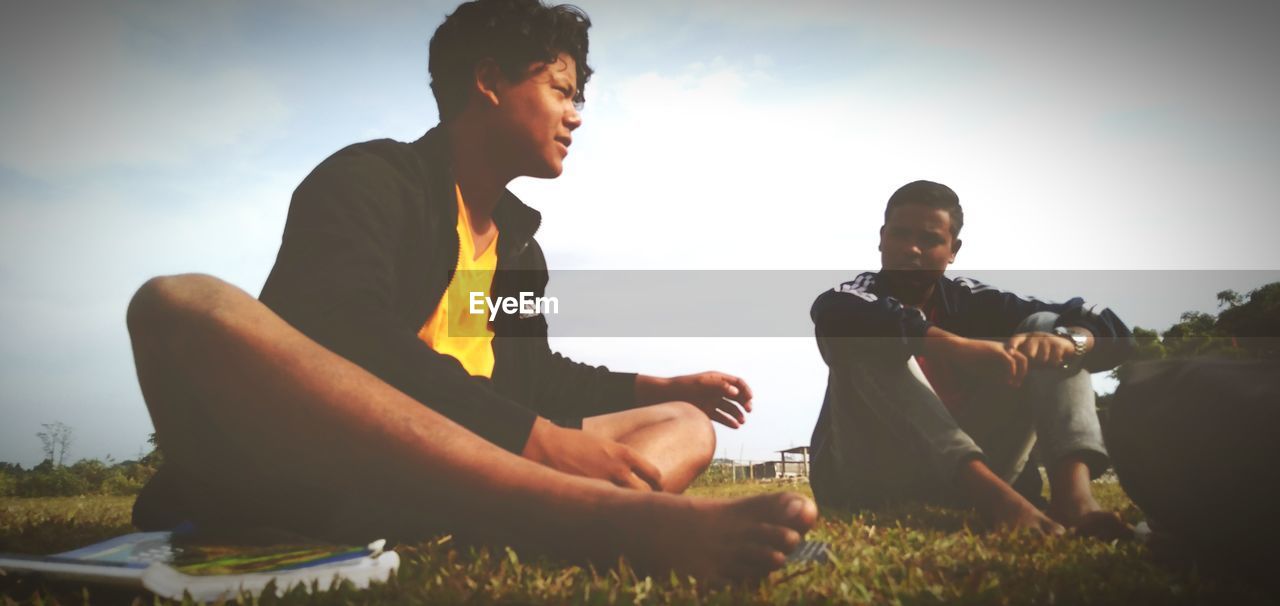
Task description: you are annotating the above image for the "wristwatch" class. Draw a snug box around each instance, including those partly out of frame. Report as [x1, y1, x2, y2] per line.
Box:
[1053, 326, 1089, 360]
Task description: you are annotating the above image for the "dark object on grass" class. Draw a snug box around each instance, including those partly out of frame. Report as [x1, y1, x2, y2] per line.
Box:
[1106, 358, 1280, 583]
[785, 541, 832, 565]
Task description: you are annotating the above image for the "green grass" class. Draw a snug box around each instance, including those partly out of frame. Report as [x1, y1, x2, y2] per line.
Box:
[0, 482, 1269, 605]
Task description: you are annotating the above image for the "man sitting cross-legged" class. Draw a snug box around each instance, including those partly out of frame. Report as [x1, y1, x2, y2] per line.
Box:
[127, 275, 816, 581]
[127, 0, 816, 581]
[808, 180, 1135, 538]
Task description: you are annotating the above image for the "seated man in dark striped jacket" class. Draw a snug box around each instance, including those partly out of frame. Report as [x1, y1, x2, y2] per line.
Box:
[809, 180, 1136, 538]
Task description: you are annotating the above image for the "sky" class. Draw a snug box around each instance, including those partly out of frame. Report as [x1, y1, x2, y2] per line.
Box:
[2, 0, 1279, 467]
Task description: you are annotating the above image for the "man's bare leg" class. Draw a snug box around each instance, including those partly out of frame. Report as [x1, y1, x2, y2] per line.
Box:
[583, 403, 715, 493]
[127, 274, 816, 581]
[1046, 454, 1133, 541]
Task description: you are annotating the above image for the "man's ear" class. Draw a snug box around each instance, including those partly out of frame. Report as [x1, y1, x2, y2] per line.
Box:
[949, 238, 962, 263]
[877, 225, 886, 252]
[473, 58, 504, 107]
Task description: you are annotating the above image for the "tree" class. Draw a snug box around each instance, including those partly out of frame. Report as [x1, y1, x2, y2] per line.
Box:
[36, 422, 73, 467]
[1124, 281, 1280, 366]
[140, 431, 164, 468]
[1216, 289, 1243, 309]
[1216, 282, 1280, 358]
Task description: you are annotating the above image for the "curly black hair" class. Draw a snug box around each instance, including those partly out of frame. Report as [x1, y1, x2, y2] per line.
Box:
[429, 0, 593, 121]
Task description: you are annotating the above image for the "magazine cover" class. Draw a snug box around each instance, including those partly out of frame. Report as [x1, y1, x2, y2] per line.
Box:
[0, 532, 399, 601]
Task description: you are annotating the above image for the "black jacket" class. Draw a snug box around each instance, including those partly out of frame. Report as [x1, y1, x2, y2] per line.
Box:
[811, 272, 1135, 372]
[259, 126, 638, 455]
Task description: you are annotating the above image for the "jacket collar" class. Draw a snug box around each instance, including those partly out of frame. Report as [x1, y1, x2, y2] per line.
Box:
[411, 125, 543, 256]
[871, 271, 957, 315]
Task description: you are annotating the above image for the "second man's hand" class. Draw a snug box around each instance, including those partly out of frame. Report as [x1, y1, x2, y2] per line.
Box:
[522, 418, 663, 491]
[924, 326, 1028, 388]
[636, 372, 755, 428]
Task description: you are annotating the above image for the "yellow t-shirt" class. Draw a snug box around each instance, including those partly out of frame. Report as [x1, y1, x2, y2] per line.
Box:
[417, 185, 497, 378]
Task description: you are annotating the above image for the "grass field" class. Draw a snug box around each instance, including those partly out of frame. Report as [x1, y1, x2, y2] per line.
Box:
[0, 481, 1270, 605]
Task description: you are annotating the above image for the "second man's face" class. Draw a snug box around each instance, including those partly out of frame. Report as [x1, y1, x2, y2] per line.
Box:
[492, 52, 583, 179]
[879, 204, 960, 290]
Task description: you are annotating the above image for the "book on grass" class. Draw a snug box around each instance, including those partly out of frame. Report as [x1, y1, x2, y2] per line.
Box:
[0, 530, 400, 602]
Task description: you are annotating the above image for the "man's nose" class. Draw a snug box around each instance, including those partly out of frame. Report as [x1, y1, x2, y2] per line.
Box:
[565, 105, 583, 130]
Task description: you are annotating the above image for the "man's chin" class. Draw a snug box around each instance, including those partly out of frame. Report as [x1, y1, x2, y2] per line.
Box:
[524, 162, 563, 180]
[883, 269, 937, 287]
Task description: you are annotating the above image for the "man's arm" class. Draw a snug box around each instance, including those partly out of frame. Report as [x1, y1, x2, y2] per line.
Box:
[635, 373, 754, 428]
[951, 278, 1135, 372]
[810, 277, 932, 364]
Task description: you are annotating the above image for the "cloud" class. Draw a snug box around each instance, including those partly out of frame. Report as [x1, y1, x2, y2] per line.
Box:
[0, 2, 290, 180]
[522, 7, 1280, 273]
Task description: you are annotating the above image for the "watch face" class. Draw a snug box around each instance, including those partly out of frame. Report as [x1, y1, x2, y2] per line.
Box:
[1055, 327, 1086, 352]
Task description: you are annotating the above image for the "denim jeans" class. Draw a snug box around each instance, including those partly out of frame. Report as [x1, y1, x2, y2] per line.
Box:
[811, 311, 1109, 509]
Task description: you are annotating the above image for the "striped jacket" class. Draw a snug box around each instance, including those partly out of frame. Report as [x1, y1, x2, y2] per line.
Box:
[810, 272, 1135, 372]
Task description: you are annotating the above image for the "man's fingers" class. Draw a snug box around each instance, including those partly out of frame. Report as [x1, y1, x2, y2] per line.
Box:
[727, 376, 755, 411]
[617, 472, 653, 492]
[711, 410, 742, 429]
[1009, 350, 1028, 386]
[1036, 340, 1053, 365]
[624, 448, 664, 491]
[716, 402, 747, 425]
[1049, 345, 1066, 367]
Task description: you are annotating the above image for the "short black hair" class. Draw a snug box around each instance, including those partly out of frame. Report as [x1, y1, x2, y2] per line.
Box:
[428, 0, 593, 121]
[884, 180, 964, 237]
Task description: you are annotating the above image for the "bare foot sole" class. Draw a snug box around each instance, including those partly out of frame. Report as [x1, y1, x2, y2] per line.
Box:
[622, 491, 818, 583]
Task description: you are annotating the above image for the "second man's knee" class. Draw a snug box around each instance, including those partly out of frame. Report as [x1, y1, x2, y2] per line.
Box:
[1017, 311, 1060, 334]
[670, 402, 716, 466]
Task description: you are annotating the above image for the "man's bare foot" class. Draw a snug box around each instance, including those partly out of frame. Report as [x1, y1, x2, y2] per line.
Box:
[1048, 501, 1134, 541]
[1047, 457, 1134, 541]
[959, 459, 1064, 535]
[984, 488, 1066, 535]
[616, 491, 818, 583]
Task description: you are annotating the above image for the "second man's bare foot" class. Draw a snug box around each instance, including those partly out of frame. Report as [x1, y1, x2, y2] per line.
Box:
[1049, 503, 1134, 541]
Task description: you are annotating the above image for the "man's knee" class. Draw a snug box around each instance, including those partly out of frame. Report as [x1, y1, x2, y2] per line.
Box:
[127, 274, 238, 340]
[666, 402, 716, 467]
[1017, 311, 1060, 334]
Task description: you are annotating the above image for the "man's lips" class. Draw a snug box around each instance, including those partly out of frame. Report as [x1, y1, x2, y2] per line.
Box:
[555, 136, 572, 154]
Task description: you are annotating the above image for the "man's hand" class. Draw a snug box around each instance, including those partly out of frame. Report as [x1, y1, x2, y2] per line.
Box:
[925, 327, 1028, 388]
[636, 372, 754, 428]
[521, 418, 663, 491]
[1006, 332, 1078, 369]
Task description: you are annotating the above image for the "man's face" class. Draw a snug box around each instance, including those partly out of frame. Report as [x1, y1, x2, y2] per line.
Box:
[490, 52, 582, 179]
[879, 203, 961, 290]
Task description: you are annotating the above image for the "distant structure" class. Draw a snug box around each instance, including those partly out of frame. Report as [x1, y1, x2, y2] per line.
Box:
[729, 446, 810, 482]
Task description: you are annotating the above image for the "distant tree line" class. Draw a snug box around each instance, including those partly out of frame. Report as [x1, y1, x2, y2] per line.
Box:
[1094, 282, 1278, 414]
[1128, 282, 1280, 362]
[0, 432, 162, 498]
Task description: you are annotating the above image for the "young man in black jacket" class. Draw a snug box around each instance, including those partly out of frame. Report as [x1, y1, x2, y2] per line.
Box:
[809, 180, 1135, 538]
[126, 0, 816, 581]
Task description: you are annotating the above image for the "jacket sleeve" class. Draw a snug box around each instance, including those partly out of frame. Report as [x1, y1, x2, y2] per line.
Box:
[526, 346, 639, 420]
[810, 277, 932, 364]
[259, 144, 538, 454]
[949, 278, 1136, 372]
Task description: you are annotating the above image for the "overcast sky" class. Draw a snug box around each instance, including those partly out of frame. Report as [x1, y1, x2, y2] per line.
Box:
[3, 0, 1279, 467]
